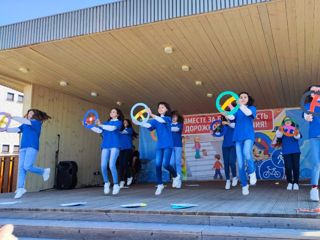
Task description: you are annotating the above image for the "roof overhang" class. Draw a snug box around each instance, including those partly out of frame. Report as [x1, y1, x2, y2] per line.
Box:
[0, 0, 317, 114]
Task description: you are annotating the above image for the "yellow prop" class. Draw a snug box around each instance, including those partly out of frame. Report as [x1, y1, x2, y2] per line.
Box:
[221, 96, 236, 111]
[134, 109, 147, 121]
[0, 116, 8, 127]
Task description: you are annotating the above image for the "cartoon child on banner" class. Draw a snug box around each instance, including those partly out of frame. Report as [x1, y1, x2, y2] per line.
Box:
[194, 137, 201, 159]
[182, 136, 192, 178]
[202, 149, 208, 156]
[213, 154, 223, 179]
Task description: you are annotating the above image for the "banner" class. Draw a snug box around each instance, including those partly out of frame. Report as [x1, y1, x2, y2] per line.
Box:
[182, 110, 274, 135]
[139, 108, 311, 182]
[183, 108, 310, 181]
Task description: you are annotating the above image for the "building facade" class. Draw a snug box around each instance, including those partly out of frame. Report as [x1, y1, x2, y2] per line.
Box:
[0, 85, 23, 156]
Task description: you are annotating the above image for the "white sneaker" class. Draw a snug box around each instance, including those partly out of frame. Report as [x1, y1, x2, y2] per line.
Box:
[242, 185, 249, 196]
[225, 180, 231, 190]
[175, 179, 182, 189]
[232, 177, 238, 187]
[112, 184, 120, 195]
[127, 177, 133, 186]
[310, 188, 319, 202]
[104, 182, 110, 195]
[287, 183, 293, 191]
[119, 181, 125, 189]
[155, 184, 164, 195]
[14, 188, 26, 199]
[42, 168, 50, 182]
[293, 183, 299, 191]
[249, 172, 257, 185]
[172, 174, 181, 188]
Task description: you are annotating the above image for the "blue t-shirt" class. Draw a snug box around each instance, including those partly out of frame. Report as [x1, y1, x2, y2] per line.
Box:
[233, 106, 256, 142]
[149, 116, 173, 149]
[222, 125, 235, 148]
[281, 135, 301, 155]
[101, 119, 122, 149]
[171, 122, 183, 147]
[120, 127, 133, 150]
[18, 119, 42, 150]
[304, 103, 320, 138]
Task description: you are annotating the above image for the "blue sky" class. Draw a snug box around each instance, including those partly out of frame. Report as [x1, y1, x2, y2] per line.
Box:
[0, 0, 120, 26]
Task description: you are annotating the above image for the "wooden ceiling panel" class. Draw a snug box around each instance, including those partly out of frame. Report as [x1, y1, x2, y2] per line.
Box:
[0, 0, 319, 114]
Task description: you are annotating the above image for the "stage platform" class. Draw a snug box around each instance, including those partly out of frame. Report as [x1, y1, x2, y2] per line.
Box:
[0, 181, 320, 239]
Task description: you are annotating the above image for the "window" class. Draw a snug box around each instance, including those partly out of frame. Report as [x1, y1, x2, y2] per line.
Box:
[2, 145, 9, 153]
[13, 145, 19, 153]
[6, 92, 14, 101]
[17, 95, 24, 103]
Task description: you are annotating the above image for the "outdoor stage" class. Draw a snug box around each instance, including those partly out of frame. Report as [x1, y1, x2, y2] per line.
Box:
[0, 181, 320, 239]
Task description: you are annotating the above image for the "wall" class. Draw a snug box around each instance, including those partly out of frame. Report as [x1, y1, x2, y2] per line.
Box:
[24, 84, 108, 192]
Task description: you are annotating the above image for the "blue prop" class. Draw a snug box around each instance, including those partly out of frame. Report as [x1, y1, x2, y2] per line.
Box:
[210, 120, 226, 137]
[83, 109, 99, 129]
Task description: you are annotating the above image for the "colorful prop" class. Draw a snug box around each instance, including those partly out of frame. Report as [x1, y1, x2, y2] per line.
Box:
[0, 112, 11, 132]
[171, 203, 198, 209]
[120, 203, 147, 208]
[280, 117, 299, 137]
[210, 120, 226, 137]
[130, 103, 150, 125]
[60, 202, 87, 207]
[83, 110, 99, 129]
[216, 91, 240, 115]
[300, 91, 320, 116]
[282, 125, 297, 137]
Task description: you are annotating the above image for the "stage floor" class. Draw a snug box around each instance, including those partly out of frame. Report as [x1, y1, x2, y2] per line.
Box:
[0, 181, 319, 218]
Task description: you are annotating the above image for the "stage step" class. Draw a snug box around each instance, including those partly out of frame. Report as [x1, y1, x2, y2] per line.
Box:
[0, 209, 320, 239]
[0, 217, 320, 240]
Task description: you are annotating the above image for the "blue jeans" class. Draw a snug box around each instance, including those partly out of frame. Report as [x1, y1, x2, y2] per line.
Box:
[235, 140, 255, 187]
[222, 146, 237, 180]
[170, 147, 182, 177]
[310, 138, 320, 185]
[18, 148, 44, 189]
[156, 148, 177, 185]
[214, 169, 223, 179]
[101, 148, 120, 184]
[195, 149, 201, 159]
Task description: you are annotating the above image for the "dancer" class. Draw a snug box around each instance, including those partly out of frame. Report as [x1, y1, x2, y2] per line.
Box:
[170, 110, 184, 188]
[303, 85, 320, 201]
[220, 115, 238, 189]
[229, 92, 257, 195]
[90, 108, 123, 195]
[5, 109, 51, 199]
[275, 117, 301, 191]
[119, 119, 138, 188]
[141, 102, 181, 195]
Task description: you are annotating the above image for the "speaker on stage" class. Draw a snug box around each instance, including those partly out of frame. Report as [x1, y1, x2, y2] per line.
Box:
[56, 161, 78, 190]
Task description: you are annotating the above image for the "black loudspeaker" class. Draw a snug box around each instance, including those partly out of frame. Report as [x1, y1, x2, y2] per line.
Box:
[56, 161, 78, 189]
